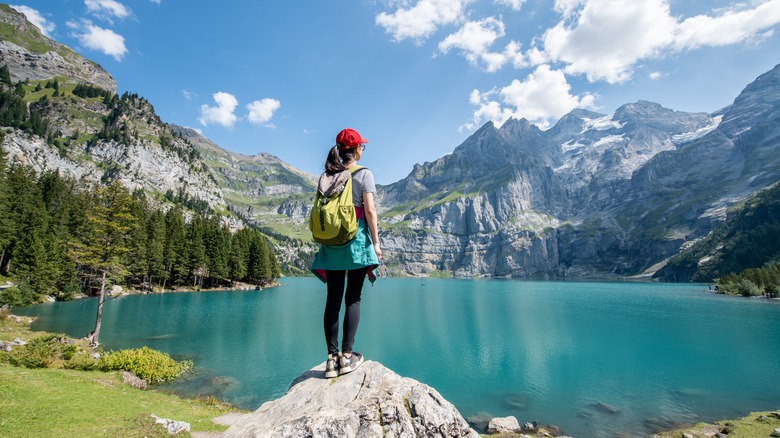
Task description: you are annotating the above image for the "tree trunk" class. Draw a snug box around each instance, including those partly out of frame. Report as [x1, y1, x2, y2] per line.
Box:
[90, 270, 107, 348]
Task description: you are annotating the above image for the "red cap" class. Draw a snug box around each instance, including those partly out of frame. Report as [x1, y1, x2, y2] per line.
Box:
[336, 128, 368, 150]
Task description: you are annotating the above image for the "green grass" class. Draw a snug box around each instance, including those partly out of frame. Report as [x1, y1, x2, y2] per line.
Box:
[653, 410, 780, 438]
[0, 313, 242, 437]
[0, 364, 237, 437]
[0, 22, 53, 54]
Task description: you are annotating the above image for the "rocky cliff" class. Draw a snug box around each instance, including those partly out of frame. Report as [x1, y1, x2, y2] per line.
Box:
[220, 361, 479, 438]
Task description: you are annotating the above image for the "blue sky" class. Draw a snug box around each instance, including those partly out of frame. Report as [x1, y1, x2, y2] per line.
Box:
[10, 0, 780, 184]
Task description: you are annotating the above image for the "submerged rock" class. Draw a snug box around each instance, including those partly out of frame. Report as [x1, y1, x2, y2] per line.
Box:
[220, 360, 479, 438]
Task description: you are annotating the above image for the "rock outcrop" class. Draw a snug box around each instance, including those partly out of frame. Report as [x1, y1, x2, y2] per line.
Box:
[0, 5, 116, 92]
[220, 361, 479, 438]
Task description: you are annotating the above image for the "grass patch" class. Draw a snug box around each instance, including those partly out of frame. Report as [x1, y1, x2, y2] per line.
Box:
[653, 410, 780, 438]
[0, 22, 53, 54]
[0, 364, 237, 437]
[0, 314, 50, 343]
[0, 312, 242, 437]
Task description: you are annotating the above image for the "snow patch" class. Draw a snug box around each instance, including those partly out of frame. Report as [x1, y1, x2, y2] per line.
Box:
[560, 139, 585, 153]
[592, 134, 625, 148]
[581, 115, 622, 133]
[672, 115, 723, 144]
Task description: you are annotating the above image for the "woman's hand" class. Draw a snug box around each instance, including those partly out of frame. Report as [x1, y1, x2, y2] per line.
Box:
[374, 242, 383, 260]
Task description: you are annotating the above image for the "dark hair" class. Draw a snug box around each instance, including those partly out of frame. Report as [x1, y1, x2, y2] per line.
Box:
[324, 145, 357, 174]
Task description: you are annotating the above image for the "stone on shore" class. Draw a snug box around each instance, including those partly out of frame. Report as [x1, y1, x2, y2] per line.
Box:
[220, 360, 479, 438]
[121, 370, 148, 390]
[487, 415, 521, 434]
[151, 413, 191, 435]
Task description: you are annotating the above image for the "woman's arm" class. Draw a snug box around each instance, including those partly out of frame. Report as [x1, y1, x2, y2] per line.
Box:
[362, 191, 382, 260]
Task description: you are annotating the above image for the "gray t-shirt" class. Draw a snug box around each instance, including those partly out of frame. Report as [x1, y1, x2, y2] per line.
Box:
[351, 168, 376, 207]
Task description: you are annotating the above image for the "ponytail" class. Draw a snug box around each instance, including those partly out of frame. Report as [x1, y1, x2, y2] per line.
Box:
[324, 145, 357, 174]
[325, 145, 345, 174]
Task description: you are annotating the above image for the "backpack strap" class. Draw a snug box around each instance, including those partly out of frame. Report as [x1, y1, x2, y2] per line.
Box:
[349, 165, 367, 175]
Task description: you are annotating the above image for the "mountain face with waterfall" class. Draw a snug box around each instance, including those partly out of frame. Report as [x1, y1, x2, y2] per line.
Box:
[1, 3, 779, 279]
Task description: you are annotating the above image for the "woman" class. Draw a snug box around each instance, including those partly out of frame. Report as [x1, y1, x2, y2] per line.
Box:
[311, 128, 382, 378]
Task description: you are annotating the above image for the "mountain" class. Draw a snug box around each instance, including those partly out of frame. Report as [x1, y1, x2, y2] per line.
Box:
[171, 126, 317, 272]
[0, 5, 316, 273]
[171, 125, 315, 233]
[376, 65, 780, 278]
[656, 181, 780, 282]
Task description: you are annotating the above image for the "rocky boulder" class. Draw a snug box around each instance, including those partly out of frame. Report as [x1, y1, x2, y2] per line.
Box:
[220, 360, 479, 438]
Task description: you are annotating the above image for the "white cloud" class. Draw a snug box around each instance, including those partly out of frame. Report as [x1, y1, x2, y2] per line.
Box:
[182, 89, 194, 100]
[464, 64, 595, 130]
[67, 20, 127, 61]
[85, 0, 131, 21]
[673, 0, 780, 50]
[199, 92, 239, 128]
[376, 0, 473, 42]
[150, 0, 161, 4]
[541, 0, 676, 83]
[539, 0, 780, 84]
[439, 18, 527, 72]
[649, 71, 663, 80]
[553, 0, 587, 18]
[246, 98, 281, 125]
[494, 0, 524, 10]
[10, 5, 55, 37]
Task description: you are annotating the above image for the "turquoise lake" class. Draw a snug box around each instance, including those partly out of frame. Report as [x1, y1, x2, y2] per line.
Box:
[14, 277, 780, 437]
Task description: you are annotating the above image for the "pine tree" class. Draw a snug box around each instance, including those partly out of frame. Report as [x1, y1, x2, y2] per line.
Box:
[69, 181, 135, 347]
[146, 210, 167, 289]
[187, 214, 207, 289]
[3, 165, 46, 290]
[163, 207, 187, 288]
[0, 148, 10, 273]
[0, 64, 11, 86]
[229, 228, 250, 283]
[38, 171, 82, 297]
[126, 191, 150, 289]
[204, 216, 229, 286]
[247, 231, 270, 284]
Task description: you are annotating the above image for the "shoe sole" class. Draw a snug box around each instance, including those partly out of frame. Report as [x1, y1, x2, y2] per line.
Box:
[324, 370, 338, 378]
[338, 356, 364, 375]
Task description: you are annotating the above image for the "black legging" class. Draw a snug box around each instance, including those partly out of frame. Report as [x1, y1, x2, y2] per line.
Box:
[324, 267, 368, 356]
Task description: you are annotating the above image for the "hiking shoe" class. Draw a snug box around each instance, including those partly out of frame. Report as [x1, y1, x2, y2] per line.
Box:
[324, 354, 339, 378]
[339, 352, 364, 375]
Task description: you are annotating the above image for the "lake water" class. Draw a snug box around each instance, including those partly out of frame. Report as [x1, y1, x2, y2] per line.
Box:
[14, 278, 780, 437]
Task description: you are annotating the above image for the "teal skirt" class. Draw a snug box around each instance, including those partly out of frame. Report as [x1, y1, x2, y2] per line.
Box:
[311, 219, 379, 283]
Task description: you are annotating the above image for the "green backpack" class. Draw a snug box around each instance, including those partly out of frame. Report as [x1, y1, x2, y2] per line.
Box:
[309, 166, 366, 245]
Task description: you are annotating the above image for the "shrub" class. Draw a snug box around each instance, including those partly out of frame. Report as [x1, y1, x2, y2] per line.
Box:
[736, 278, 763, 297]
[5, 334, 72, 368]
[64, 351, 99, 371]
[99, 346, 192, 383]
